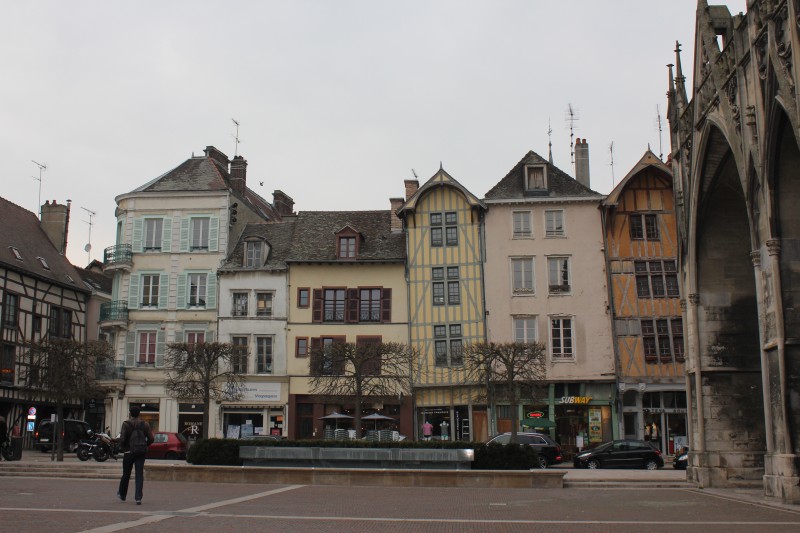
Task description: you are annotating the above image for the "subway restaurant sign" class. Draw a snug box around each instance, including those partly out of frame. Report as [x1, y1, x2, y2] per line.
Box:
[559, 396, 592, 404]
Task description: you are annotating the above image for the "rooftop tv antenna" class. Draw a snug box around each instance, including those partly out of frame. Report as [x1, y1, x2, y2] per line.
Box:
[547, 118, 553, 164]
[231, 118, 241, 157]
[411, 169, 418, 179]
[565, 104, 579, 167]
[609, 141, 616, 186]
[32, 160, 47, 217]
[655, 104, 664, 160]
[81, 206, 97, 264]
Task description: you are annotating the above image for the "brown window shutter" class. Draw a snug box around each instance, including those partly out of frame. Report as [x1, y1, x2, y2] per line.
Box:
[381, 288, 392, 322]
[312, 289, 323, 323]
[309, 337, 322, 374]
[346, 288, 359, 323]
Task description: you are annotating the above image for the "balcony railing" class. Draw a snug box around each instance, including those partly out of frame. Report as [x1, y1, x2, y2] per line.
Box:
[100, 301, 128, 323]
[95, 360, 126, 381]
[104, 244, 132, 265]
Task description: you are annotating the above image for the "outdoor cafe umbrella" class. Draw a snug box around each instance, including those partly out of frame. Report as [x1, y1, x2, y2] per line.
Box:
[319, 411, 354, 430]
[362, 413, 397, 431]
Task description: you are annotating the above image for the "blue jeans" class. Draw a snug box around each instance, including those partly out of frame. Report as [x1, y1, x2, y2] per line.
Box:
[118, 452, 146, 501]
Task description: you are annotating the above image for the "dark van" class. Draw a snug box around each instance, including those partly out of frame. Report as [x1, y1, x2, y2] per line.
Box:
[34, 419, 91, 452]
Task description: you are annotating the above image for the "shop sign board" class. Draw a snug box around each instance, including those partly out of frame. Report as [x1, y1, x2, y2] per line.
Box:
[526, 411, 545, 418]
[240, 383, 282, 402]
[559, 396, 592, 404]
[588, 407, 603, 443]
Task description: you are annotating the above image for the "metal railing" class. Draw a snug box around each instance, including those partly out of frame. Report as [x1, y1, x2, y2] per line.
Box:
[95, 360, 126, 380]
[99, 301, 128, 323]
[103, 244, 132, 265]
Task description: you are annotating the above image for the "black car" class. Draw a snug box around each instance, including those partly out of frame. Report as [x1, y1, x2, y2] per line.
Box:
[573, 439, 664, 470]
[673, 446, 689, 470]
[486, 432, 563, 468]
[34, 419, 91, 452]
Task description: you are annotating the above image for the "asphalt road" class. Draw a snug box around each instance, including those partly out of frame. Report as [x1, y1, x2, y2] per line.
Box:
[1, 475, 799, 533]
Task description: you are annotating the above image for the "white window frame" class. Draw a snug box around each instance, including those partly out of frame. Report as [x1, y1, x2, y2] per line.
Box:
[549, 316, 575, 361]
[545, 209, 565, 237]
[141, 274, 160, 308]
[232, 291, 249, 316]
[188, 273, 207, 308]
[513, 316, 537, 343]
[510, 257, 535, 295]
[137, 330, 157, 367]
[144, 218, 163, 251]
[512, 211, 532, 239]
[256, 336, 274, 374]
[191, 217, 210, 251]
[547, 256, 571, 295]
[245, 241, 263, 268]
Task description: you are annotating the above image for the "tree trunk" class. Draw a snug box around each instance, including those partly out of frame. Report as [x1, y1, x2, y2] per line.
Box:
[354, 379, 363, 438]
[202, 384, 211, 439]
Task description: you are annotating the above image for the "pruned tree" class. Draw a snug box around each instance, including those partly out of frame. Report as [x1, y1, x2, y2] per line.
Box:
[20, 338, 113, 461]
[309, 340, 415, 438]
[164, 342, 245, 439]
[461, 342, 547, 442]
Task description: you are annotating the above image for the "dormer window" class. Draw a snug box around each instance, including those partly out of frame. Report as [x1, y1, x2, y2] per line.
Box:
[335, 226, 360, 259]
[525, 165, 547, 190]
[245, 241, 263, 268]
[9, 247, 22, 261]
[37, 257, 50, 270]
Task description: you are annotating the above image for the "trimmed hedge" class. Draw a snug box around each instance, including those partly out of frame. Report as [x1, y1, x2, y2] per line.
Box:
[187, 438, 540, 470]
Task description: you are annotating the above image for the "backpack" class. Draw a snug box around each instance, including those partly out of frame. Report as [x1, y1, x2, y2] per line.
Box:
[127, 421, 149, 455]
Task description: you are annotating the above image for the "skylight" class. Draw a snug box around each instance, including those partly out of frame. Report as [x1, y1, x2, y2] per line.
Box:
[9, 247, 22, 261]
[37, 256, 50, 270]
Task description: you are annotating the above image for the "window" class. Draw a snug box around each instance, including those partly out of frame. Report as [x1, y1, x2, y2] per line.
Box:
[430, 213, 442, 226]
[232, 336, 249, 373]
[144, 219, 163, 251]
[511, 257, 535, 294]
[9, 247, 22, 261]
[338, 236, 356, 258]
[432, 267, 444, 280]
[513, 211, 532, 238]
[191, 217, 210, 250]
[630, 214, 659, 240]
[548, 257, 571, 294]
[445, 212, 458, 246]
[141, 274, 160, 308]
[433, 323, 463, 367]
[447, 266, 459, 279]
[1, 344, 13, 383]
[37, 257, 50, 270]
[256, 292, 273, 317]
[525, 165, 546, 190]
[2, 293, 19, 328]
[256, 336, 273, 374]
[431, 227, 443, 247]
[550, 317, 574, 360]
[514, 316, 537, 343]
[188, 273, 207, 307]
[312, 337, 345, 375]
[296, 337, 309, 357]
[359, 288, 381, 322]
[635, 260, 679, 298]
[297, 288, 310, 308]
[185, 331, 205, 347]
[642, 318, 684, 363]
[432, 282, 445, 305]
[137, 331, 157, 367]
[358, 336, 382, 376]
[448, 281, 460, 305]
[48, 306, 72, 338]
[245, 241, 262, 268]
[323, 289, 346, 322]
[545, 210, 565, 237]
[232, 292, 249, 316]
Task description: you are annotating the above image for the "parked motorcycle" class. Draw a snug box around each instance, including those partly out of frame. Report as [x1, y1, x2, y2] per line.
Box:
[76, 430, 120, 462]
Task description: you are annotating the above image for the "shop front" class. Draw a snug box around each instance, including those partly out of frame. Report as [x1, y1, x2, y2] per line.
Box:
[221, 381, 286, 438]
[621, 386, 687, 455]
[177, 402, 204, 444]
[291, 394, 412, 440]
[126, 398, 160, 431]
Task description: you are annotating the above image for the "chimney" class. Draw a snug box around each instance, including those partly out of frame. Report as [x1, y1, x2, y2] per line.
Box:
[389, 197, 404, 232]
[204, 146, 230, 170]
[230, 155, 247, 195]
[404, 179, 419, 201]
[272, 190, 295, 216]
[575, 138, 591, 189]
[40, 199, 71, 255]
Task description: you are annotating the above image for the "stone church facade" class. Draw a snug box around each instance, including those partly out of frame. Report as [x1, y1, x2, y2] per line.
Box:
[668, 0, 800, 503]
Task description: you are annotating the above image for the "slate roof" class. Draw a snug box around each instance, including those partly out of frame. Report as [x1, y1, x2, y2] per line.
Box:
[0, 197, 88, 292]
[484, 150, 603, 200]
[76, 261, 113, 294]
[220, 219, 297, 272]
[287, 211, 405, 263]
[126, 149, 281, 221]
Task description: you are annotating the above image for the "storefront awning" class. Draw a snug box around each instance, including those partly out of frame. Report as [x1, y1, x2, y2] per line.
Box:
[521, 418, 556, 428]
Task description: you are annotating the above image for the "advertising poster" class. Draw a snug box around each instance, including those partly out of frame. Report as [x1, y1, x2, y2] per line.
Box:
[588, 408, 602, 444]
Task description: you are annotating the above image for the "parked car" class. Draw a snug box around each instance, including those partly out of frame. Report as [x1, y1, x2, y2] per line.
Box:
[486, 432, 563, 468]
[674, 446, 689, 470]
[33, 419, 91, 452]
[573, 439, 664, 470]
[146, 432, 188, 460]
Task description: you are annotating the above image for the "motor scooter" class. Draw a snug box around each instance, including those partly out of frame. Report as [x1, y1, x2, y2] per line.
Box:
[76, 430, 120, 462]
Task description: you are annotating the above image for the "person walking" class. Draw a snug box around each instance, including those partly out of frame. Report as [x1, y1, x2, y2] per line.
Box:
[117, 406, 154, 505]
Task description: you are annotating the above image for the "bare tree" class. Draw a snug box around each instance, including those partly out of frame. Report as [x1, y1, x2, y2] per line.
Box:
[164, 342, 245, 439]
[309, 341, 415, 438]
[461, 342, 547, 442]
[20, 338, 113, 461]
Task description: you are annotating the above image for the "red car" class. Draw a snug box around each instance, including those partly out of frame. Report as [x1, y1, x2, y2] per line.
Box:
[146, 432, 188, 460]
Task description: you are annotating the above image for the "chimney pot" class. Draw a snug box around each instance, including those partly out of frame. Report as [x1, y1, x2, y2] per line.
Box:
[40, 199, 71, 255]
[272, 190, 295, 217]
[230, 155, 248, 195]
[389, 198, 404, 232]
[575, 138, 591, 189]
[404, 179, 419, 201]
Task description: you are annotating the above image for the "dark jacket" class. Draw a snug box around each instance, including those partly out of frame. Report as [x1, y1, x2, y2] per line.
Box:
[0, 418, 7, 444]
[119, 417, 154, 453]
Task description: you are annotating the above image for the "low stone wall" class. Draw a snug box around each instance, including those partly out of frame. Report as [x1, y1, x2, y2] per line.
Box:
[239, 446, 475, 470]
[145, 463, 565, 489]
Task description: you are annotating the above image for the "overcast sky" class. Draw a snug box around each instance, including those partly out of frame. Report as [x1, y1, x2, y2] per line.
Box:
[1, 0, 747, 266]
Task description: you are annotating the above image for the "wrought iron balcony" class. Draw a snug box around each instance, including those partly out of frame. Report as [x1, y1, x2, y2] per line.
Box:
[95, 360, 126, 381]
[103, 244, 132, 270]
[99, 301, 128, 325]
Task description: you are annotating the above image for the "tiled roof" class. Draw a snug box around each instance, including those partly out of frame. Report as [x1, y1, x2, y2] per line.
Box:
[220, 219, 297, 272]
[76, 262, 113, 294]
[287, 211, 405, 262]
[484, 150, 603, 200]
[0, 197, 88, 292]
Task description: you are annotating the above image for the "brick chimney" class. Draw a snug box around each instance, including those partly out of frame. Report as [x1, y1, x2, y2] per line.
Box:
[40, 199, 71, 255]
[273, 190, 295, 216]
[204, 146, 230, 170]
[230, 155, 247, 195]
[389, 197, 404, 232]
[404, 179, 419, 201]
[575, 138, 591, 189]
